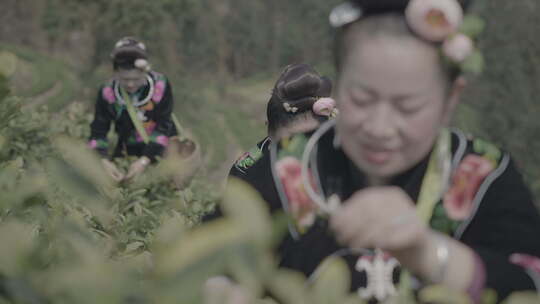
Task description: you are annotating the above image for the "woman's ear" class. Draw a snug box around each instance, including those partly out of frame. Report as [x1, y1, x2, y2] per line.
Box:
[442, 76, 467, 125]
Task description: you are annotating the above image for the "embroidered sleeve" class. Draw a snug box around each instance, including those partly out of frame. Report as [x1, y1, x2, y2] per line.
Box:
[89, 85, 113, 157]
[457, 157, 540, 300]
[430, 137, 504, 236]
[142, 77, 175, 160]
[273, 133, 321, 234]
[427, 135, 540, 299]
[234, 146, 264, 173]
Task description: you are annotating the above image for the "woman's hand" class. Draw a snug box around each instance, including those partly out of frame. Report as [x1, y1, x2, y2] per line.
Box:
[330, 186, 428, 253]
[124, 156, 150, 180]
[101, 158, 125, 182]
[329, 186, 477, 289]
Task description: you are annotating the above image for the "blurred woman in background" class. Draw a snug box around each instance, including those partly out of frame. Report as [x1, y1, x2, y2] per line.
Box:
[88, 37, 177, 181]
[204, 63, 335, 221]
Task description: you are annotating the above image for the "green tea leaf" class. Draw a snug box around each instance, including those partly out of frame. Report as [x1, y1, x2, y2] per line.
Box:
[310, 256, 351, 304]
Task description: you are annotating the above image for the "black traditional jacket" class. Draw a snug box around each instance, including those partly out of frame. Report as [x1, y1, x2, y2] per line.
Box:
[221, 121, 540, 302]
[88, 71, 177, 161]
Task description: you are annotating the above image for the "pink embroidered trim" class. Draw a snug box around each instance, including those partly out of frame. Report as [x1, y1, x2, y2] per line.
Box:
[88, 139, 98, 149]
[102, 86, 115, 104]
[510, 253, 540, 274]
[443, 155, 495, 221]
[135, 122, 157, 143]
[152, 80, 166, 103]
[275, 156, 317, 230]
[467, 252, 486, 304]
[156, 135, 169, 147]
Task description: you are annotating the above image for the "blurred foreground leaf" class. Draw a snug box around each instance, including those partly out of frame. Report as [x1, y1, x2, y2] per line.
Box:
[0, 52, 17, 78]
[310, 256, 351, 304]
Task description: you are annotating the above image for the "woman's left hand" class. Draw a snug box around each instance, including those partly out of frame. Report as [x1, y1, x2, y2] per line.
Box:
[124, 156, 151, 180]
[330, 186, 429, 255]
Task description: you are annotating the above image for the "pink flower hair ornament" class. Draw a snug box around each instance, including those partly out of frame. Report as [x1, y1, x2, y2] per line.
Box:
[329, 0, 485, 75]
[406, 0, 485, 74]
[312, 97, 339, 118]
[405, 0, 464, 42]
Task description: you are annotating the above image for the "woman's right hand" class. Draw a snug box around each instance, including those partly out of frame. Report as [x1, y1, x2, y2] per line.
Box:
[101, 158, 125, 182]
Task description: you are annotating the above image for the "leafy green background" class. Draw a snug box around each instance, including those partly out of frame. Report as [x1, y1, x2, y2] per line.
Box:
[0, 0, 539, 303]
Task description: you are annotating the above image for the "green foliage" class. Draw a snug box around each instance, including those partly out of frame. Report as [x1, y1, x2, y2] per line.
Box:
[453, 0, 540, 203]
[1, 1, 540, 303]
[0, 44, 79, 111]
[8, 75, 537, 304]
[37, 0, 342, 80]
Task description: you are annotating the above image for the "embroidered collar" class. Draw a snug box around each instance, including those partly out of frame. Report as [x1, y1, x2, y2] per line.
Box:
[113, 73, 155, 107]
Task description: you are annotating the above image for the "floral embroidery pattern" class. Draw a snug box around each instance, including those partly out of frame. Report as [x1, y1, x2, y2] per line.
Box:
[275, 156, 317, 231]
[510, 253, 540, 275]
[443, 154, 495, 221]
[135, 121, 157, 143]
[155, 135, 169, 147]
[102, 86, 115, 104]
[430, 203, 460, 234]
[234, 141, 267, 172]
[88, 139, 108, 150]
[88, 139, 98, 149]
[152, 80, 166, 103]
[430, 137, 503, 235]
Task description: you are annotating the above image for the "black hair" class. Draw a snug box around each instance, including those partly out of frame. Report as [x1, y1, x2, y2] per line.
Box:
[112, 51, 147, 70]
[333, 0, 472, 83]
[266, 64, 333, 136]
[111, 37, 148, 71]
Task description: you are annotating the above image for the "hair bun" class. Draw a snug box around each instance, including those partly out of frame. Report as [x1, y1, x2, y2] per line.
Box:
[317, 76, 333, 98]
[275, 64, 322, 101]
[110, 37, 148, 60]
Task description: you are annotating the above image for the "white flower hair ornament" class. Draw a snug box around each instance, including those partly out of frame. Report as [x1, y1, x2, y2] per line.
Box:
[406, 0, 485, 74]
[134, 58, 151, 72]
[115, 38, 146, 51]
[283, 102, 299, 114]
[405, 0, 463, 42]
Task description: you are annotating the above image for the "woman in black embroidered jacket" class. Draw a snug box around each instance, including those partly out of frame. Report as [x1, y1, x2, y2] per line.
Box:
[88, 37, 177, 181]
[230, 64, 334, 178]
[203, 64, 334, 222]
[226, 0, 540, 302]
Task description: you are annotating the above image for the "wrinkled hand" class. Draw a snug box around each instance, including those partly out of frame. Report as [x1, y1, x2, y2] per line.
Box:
[101, 158, 124, 182]
[331, 187, 478, 288]
[330, 186, 429, 254]
[203, 276, 252, 304]
[124, 156, 150, 180]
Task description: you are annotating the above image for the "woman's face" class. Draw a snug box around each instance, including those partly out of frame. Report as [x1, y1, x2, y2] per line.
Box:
[336, 34, 461, 182]
[115, 68, 147, 94]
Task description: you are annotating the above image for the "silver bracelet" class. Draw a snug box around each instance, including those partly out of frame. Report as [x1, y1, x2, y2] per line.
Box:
[433, 232, 450, 283]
